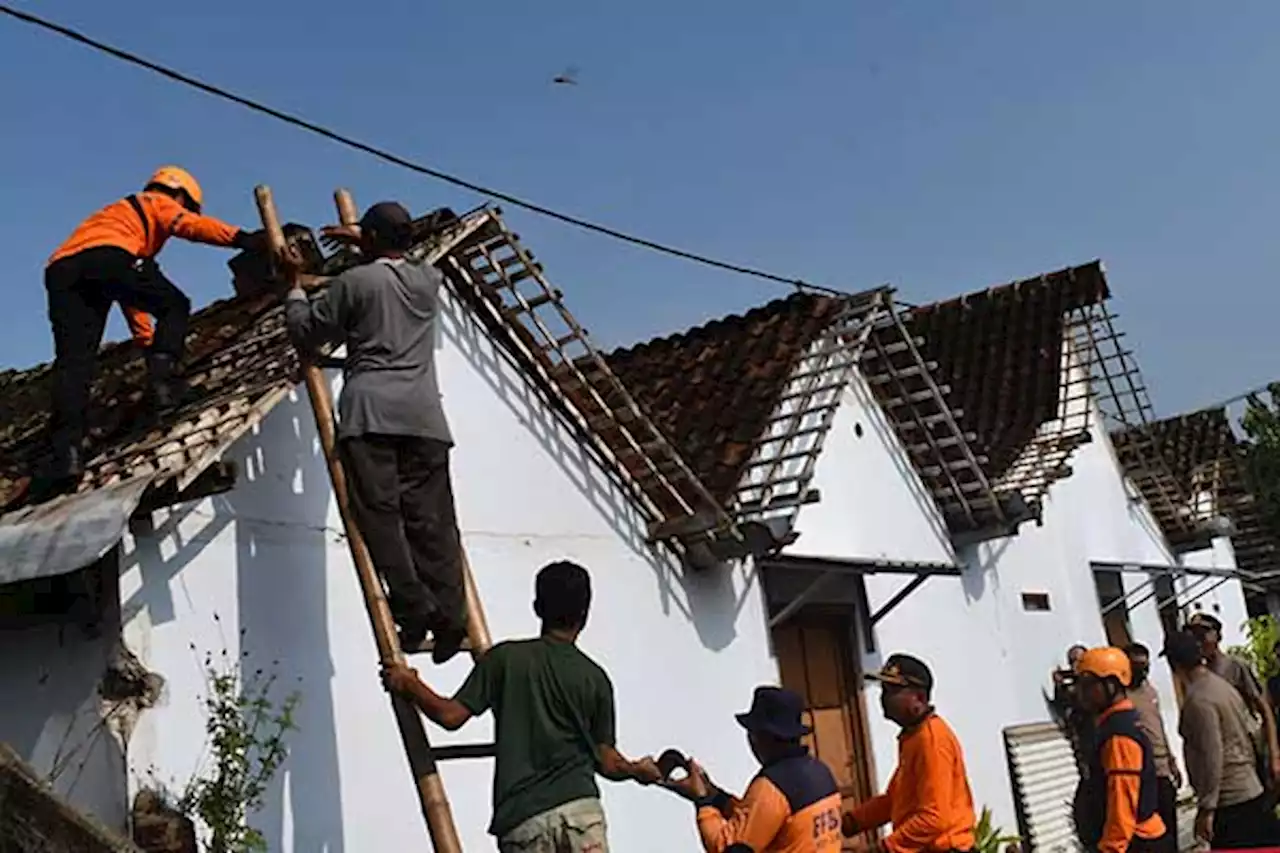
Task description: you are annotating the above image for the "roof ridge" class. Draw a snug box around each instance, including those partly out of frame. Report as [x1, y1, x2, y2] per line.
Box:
[605, 290, 836, 361]
[914, 259, 1107, 314]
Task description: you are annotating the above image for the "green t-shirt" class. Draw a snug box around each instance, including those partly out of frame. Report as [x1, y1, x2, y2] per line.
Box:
[453, 636, 616, 837]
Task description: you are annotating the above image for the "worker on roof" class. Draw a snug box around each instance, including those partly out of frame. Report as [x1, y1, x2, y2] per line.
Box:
[841, 654, 976, 853]
[1071, 646, 1169, 853]
[278, 201, 466, 662]
[381, 560, 662, 853]
[38, 166, 264, 494]
[661, 685, 844, 853]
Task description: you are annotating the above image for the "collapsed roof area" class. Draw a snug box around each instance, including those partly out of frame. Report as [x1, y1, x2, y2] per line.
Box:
[0, 206, 1269, 583]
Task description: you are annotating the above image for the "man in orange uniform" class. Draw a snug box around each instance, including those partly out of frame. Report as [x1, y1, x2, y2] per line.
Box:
[40, 166, 263, 490]
[842, 654, 976, 853]
[664, 686, 844, 853]
[1071, 647, 1169, 853]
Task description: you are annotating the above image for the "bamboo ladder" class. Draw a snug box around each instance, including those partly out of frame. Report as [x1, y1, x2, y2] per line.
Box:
[255, 185, 494, 852]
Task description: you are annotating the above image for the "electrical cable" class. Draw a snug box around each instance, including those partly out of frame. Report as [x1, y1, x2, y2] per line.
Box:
[0, 3, 851, 297]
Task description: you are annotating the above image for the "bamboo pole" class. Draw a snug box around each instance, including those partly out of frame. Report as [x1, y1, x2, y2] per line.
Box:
[255, 185, 463, 853]
[331, 188, 494, 660]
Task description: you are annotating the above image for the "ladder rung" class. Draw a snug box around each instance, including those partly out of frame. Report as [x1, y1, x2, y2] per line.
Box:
[405, 636, 475, 655]
[896, 412, 967, 432]
[881, 386, 951, 409]
[503, 289, 562, 315]
[907, 432, 978, 453]
[775, 381, 848, 405]
[919, 456, 989, 476]
[483, 265, 543, 291]
[543, 331, 585, 354]
[433, 742, 497, 762]
[866, 361, 939, 385]
[863, 337, 927, 359]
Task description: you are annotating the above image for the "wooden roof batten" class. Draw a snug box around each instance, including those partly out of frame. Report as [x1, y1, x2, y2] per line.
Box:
[441, 206, 765, 569]
[860, 298, 1015, 539]
[731, 287, 894, 526]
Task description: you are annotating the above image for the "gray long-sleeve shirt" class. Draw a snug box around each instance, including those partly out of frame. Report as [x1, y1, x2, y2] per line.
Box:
[284, 256, 453, 444]
[1179, 668, 1263, 810]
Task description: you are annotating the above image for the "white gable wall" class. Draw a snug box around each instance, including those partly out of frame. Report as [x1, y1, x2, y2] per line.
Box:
[785, 373, 1203, 832]
[112, 291, 777, 853]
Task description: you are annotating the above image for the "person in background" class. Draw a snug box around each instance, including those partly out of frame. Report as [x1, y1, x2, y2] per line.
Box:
[281, 201, 466, 661]
[662, 686, 844, 853]
[1163, 629, 1279, 848]
[1123, 643, 1181, 853]
[1052, 643, 1094, 773]
[1266, 641, 1280, 725]
[1186, 612, 1280, 786]
[36, 166, 264, 496]
[381, 560, 660, 853]
[841, 654, 976, 853]
[1072, 647, 1168, 853]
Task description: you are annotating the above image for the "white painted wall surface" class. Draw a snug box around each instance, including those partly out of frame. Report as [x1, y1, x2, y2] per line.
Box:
[113, 290, 778, 853]
[787, 377, 1192, 832]
[0, 622, 128, 831]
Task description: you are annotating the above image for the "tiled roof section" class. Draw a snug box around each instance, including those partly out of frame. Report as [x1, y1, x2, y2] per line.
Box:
[603, 292, 847, 505]
[0, 290, 294, 508]
[1118, 408, 1277, 570]
[906, 262, 1110, 483]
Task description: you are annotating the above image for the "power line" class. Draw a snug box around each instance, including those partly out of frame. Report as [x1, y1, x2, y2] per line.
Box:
[0, 3, 849, 297]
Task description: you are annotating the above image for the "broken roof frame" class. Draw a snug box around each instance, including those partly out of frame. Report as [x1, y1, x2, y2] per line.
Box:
[731, 287, 893, 522]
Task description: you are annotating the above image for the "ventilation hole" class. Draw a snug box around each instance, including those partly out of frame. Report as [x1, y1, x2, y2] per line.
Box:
[1021, 592, 1051, 612]
[853, 423, 864, 438]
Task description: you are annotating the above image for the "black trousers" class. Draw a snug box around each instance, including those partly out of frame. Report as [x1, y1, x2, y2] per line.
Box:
[1214, 794, 1280, 848]
[339, 434, 465, 635]
[45, 246, 190, 455]
[1154, 776, 1178, 853]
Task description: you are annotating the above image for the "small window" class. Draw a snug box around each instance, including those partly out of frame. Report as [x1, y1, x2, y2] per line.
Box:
[1021, 592, 1051, 612]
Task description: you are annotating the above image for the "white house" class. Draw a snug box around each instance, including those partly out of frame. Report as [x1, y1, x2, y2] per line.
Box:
[0, 205, 1261, 852]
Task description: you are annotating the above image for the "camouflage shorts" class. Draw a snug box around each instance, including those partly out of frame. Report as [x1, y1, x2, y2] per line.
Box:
[498, 798, 609, 853]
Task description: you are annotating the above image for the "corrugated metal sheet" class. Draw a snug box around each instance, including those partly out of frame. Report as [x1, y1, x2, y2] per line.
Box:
[1004, 722, 1082, 853]
[0, 475, 154, 585]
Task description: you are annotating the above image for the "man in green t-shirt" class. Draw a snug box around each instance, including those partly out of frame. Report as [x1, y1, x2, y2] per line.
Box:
[382, 560, 661, 852]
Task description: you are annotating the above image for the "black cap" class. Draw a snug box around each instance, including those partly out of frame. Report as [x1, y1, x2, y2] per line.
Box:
[734, 687, 811, 740]
[359, 201, 413, 244]
[1162, 630, 1203, 668]
[866, 653, 933, 692]
[1186, 612, 1223, 633]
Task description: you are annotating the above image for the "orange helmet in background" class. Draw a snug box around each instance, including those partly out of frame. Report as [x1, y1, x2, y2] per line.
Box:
[146, 166, 203, 211]
[1075, 646, 1132, 687]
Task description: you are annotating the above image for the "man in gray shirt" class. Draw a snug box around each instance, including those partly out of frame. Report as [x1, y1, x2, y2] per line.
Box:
[1163, 629, 1279, 848]
[1125, 642, 1181, 853]
[283, 201, 465, 663]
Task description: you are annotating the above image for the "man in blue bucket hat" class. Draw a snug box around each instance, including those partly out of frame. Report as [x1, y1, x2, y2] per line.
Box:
[663, 685, 843, 852]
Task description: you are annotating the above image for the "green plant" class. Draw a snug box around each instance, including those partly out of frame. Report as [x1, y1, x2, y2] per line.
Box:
[973, 806, 1020, 853]
[1242, 384, 1280, 539]
[1227, 614, 1280, 682]
[176, 633, 301, 853]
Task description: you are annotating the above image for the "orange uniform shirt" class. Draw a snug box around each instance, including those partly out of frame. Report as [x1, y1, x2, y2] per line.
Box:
[848, 713, 976, 853]
[697, 752, 843, 853]
[47, 191, 242, 346]
[1095, 700, 1166, 853]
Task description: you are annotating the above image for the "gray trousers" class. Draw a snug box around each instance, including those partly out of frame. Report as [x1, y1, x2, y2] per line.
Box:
[498, 798, 609, 853]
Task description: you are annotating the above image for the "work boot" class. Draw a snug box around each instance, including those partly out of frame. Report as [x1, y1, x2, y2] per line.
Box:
[28, 444, 84, 504]
[431, 627, 466, 665]
[145, 353, 189, 413]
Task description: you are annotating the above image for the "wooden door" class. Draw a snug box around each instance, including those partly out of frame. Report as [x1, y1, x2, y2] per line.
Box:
[773, 612, 877, 846]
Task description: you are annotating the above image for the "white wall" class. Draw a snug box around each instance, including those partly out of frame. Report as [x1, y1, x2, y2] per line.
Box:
[786, 374, 1192, 833]
[1180, 540, 1250, 650]
[113, 289, 778, 853]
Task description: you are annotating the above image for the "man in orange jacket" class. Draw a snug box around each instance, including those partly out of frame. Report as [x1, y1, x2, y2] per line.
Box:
[1071, 647, 1169, 853]
[663, 685, 844, 853]
[39, 166, 263, 492]
[843, 654, 976, 853]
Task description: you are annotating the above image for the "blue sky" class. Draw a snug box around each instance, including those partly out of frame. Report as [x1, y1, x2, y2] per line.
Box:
[1, 1, 1277, 416]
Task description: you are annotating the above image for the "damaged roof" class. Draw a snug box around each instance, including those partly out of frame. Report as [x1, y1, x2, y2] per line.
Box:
[604, 292, 848, 506]
[1116, 407, 1278, 574]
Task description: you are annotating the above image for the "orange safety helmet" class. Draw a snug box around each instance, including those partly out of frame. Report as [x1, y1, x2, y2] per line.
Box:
[1074, 646, 1132, 687]
[146, 166, 203, 211]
